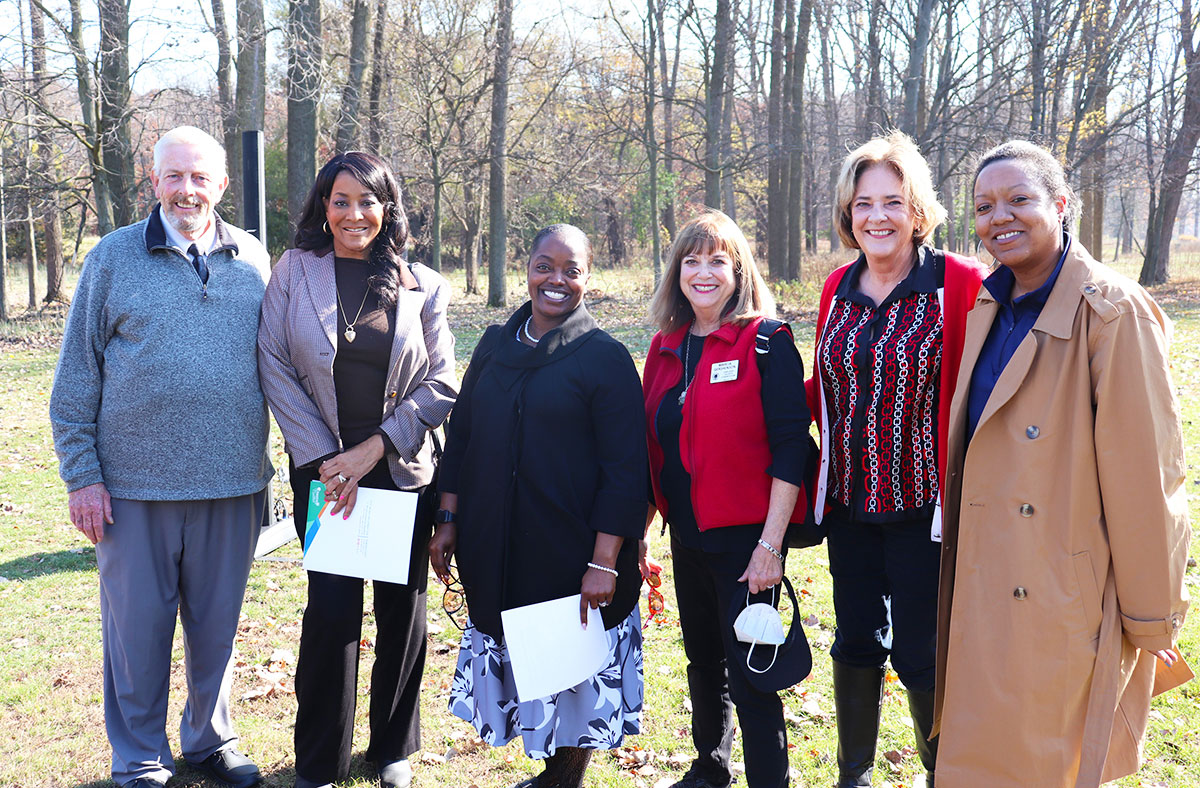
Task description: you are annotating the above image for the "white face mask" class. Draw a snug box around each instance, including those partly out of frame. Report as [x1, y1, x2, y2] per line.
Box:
[733, 588, 785, 674]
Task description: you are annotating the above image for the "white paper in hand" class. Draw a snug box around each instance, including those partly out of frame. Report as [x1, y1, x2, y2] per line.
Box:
[500, 595, 609, 703]
[302, 481, 417, 584]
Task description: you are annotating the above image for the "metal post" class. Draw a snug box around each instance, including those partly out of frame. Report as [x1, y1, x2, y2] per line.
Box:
[241, 130, 267, 246]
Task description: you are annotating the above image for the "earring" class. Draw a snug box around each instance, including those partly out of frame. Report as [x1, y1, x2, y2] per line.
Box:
[323, 221, 330, 234]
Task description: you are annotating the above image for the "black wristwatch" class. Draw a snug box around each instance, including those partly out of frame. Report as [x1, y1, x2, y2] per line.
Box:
[434, 509, 456, 524]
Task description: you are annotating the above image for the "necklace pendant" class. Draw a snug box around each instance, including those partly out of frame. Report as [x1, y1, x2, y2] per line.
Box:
[678, 389, 686, 406]
[344, 326, 357, 343]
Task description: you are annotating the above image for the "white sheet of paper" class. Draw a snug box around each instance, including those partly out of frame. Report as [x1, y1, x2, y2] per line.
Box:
[500, 595, 609, 703]
[301, 482, 417, 584]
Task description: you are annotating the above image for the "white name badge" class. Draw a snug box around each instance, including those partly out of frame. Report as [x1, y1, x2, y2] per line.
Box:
[710, 360, 739, 383]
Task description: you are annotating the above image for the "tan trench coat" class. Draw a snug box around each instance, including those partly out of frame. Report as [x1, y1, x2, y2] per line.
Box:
[932, 242, 1190, 787]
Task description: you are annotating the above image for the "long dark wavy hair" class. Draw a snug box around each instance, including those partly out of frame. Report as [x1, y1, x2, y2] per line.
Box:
[294, 151, 410, 310]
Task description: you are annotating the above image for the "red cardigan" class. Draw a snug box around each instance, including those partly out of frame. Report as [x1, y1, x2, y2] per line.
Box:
[805, 250, 986, 531]
[645, 317, 810, 530]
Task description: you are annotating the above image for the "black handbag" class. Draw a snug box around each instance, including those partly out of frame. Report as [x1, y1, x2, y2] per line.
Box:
[727, 575, 813, 692]
[416, 427, 444, 537]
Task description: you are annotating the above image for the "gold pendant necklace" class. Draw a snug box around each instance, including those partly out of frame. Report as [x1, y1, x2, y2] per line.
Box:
[336, 284, 371, 343]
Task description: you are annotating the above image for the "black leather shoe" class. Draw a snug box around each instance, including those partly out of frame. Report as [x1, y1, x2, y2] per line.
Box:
[124, 780, 166, 788]
[188, 748, 263, 788]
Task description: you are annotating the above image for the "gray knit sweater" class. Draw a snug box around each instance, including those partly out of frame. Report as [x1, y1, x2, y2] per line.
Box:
[50, 209, 275, 500]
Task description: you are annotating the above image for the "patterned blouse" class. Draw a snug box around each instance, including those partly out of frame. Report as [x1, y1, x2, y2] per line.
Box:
[817, 247, 944, 522]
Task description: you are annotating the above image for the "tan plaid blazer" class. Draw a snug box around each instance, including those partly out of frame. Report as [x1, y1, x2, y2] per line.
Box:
[257, 247, 457, 490]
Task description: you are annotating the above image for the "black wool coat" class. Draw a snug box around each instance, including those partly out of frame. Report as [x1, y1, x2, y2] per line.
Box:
[438, 302, 649, 641]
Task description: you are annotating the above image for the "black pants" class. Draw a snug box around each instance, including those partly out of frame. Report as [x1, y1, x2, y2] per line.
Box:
[289, 458, 431, 783]
[826, 514, 940, 691]
[671, 535, 788, 788]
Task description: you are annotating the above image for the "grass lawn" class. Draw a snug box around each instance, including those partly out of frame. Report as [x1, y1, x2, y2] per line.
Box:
[1, 253, 1198, 788]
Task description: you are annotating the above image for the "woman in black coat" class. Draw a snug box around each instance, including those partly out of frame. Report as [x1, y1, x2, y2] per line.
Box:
[429, 224, 648, 788]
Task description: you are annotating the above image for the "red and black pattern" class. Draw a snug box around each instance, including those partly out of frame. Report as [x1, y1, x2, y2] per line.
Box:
[818, 291, 943, 517]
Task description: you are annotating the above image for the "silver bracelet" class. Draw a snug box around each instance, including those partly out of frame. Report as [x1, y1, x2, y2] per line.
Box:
[757, 538, 784, 563]
[587, 561, 619, 577]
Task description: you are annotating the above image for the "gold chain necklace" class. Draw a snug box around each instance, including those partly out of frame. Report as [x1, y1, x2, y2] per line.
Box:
[336, 285, 371, 343]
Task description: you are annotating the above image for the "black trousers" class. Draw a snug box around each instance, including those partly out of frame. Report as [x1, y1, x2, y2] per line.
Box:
[289, 458, 431, 783]
[671, 535, 789, 788]
[826, 513, 940, 691]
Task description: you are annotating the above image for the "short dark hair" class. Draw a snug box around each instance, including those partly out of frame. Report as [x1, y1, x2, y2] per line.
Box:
[530, 224, 592, 268]
[973, 141, 1081, 228]
[294, 151, 410, 310]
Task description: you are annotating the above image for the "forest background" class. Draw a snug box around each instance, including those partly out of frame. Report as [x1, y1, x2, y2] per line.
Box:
[1, 1, 1200, 787]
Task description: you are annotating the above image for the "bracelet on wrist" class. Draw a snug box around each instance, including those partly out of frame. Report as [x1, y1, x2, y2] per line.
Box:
[757, 538, 784, 563]
[587, 561, 619, 578]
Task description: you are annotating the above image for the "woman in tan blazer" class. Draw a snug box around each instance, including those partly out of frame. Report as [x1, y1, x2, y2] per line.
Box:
[257, 151, 457, 788]
[933, 140, 1189, 787]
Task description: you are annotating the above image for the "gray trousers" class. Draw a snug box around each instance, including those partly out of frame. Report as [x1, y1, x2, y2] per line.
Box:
[97, 491, 266, 786]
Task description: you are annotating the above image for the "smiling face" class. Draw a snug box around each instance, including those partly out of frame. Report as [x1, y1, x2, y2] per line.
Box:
[678, 241, 737, 325]
[527, 232, 589, 326]
[973, 159, 1066, 275]
[850, 164, 917, 267]
[151, 142, 228, 239]
[324, 171, 386, 259]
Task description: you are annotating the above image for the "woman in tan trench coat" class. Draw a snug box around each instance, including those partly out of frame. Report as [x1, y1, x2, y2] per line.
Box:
[932, 140, 1190, 788]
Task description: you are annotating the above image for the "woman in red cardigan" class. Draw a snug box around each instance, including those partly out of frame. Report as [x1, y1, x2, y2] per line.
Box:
[643, 210, 814, 788]
[809, 132, 985, 788]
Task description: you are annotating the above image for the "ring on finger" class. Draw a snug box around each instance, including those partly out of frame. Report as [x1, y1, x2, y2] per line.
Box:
[599, 601, 610, 607]
[337, 473, 349, 484]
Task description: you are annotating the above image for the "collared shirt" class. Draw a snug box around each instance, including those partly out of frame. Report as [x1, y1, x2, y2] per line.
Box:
[966, 234, 1072, 439]
[817, 245, 944, 521]
[160, 208, 217, 256]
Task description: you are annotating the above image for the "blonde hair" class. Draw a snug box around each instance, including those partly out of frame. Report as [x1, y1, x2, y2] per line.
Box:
[833, 131, 947, 249]
[649, 209, 775, 334]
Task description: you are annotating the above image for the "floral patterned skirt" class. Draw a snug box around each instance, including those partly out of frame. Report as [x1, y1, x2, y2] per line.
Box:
[448, 608, 643, 758]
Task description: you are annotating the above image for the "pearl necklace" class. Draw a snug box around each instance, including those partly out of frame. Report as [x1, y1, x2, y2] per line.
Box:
[521, 316, 541, 345]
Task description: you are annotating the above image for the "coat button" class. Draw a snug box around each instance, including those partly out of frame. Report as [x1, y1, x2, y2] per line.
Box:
[1019, 503, 1034, 517]
[1014, 587, 1028, 600]
[1025, 425, 1040, 439]
[1083, 284, 1098, 294]
[388, 391, 397, 398]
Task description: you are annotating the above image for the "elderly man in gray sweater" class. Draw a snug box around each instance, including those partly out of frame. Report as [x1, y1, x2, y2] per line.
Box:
[50, 126, 272, 788]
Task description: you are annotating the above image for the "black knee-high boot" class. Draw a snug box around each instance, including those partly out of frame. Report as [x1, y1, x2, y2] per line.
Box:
[511, 747, 593, 788]
[833, 661, 885, 788]
[906, 688, 937, 787]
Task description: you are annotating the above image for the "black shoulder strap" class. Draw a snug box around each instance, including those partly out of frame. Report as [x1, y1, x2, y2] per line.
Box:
[755, 318, 788, 370]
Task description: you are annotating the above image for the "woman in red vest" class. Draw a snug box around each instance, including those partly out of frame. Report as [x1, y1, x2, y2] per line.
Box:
[809, 132, 984, 787]
[643, 210, 815, 788]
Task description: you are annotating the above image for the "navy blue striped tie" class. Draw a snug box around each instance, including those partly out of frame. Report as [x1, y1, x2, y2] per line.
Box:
[188, 243, 209, 284]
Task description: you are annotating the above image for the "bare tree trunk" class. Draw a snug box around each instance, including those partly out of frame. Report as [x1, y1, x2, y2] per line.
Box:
[335, 0, 372, 152]
[818, 0, 838, 252]
[656, 0, 681, 240]
[367, 0, 388, 150]
[645, 0, 662, 282]
[430, 154, 443, 271]
[235, 0, 268, 219]
[487, 0, 513, 307]
[705, 0, 732, 207]
[720, 0, 737, 218]
[463, 176, 482, 295]
[287, 0, 323, 235]
[865, 0, 885, 131]
[66, 0, 113, 235]
[0, 158, 7, 321]
[786, 0, 813, 280]
[98, 0, 136, 226]
[767, 0, 786, 277]
[1141, 0, 1200, 285]
[901, 0, 936, 137]
[603, 196, 626, 265]
[210, 0, 240, 219]
[30, 0, 65, 302]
